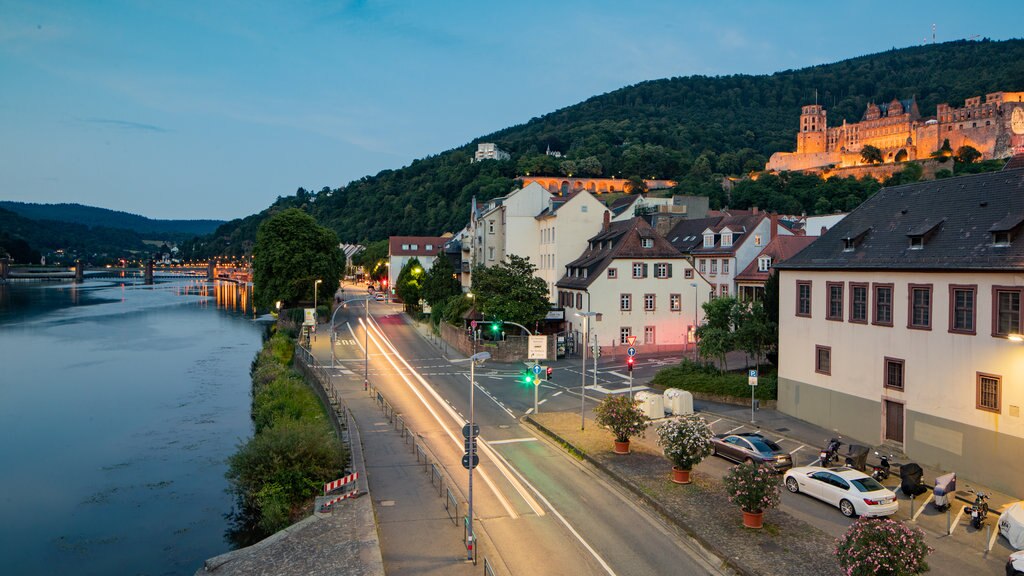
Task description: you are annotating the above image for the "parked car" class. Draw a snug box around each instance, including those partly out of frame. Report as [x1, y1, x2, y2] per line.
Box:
[711, 432, 793, 472]
[1008, 550, 1024, 575]
[373, 293, 385, 301]
[784, 466, 898, 518]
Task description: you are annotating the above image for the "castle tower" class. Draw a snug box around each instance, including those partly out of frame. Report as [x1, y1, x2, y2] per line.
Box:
[796, 104, 827, 154]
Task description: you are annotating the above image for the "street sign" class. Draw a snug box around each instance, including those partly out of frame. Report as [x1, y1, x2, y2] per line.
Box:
[532, 364, 542, 375]
[626, 335, 637, 347]
[303, 308, 316, 326]
[462, 424, 480, 439]
[748, 369, 758, 386]
[470, 320, 478, 329]
[528, 335, 547, 360]
[626, 347, 637, 357]
[462, 453, 480, 469]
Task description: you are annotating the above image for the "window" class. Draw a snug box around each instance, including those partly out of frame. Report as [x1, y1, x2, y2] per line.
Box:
[581, 205, 588, 213]
[722, 260, 729, 274]
[670, 294, 681, 311]
[826, 282, 844, 321]
[632, 263, 647, 278]
[703, 234, 714, 248]
[949, 285, 976, 334]
[488, 247, 495, 261]
[710, 260, 718, 275]
[908, 284, 932, 330]
[641, 238, 654, 248]
[721, 232, 733, 247]
[644, 326, 656, 344]
[607, 268, 617, 279]
[993, 286, 1023, 337]
[850, 283, 868, 323]
[426, 244, 433, 251]
[698, 259, 706, 274]
[620, 293, 631, 311]
[644, 294, 655, 311]
[654, 263, 672, 278]
[815, 345, 831, 375]
[884, 358, 904, 390]
[488, 220, 495, 234]
[401, 244, 410, 250]
[684, 269, 693, 279]
[620, 327, 632, 345]
[757, 257, 772, 272]
[754, 234, 763, 246]
[796, 281, 812, 317]
[576, 293, 583, 309]
[720, 284, 729, 297]
[976, 373, 1001, 413]
[873, 283, 894, 326]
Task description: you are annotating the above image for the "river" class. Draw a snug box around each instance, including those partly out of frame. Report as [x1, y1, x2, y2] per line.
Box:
[0, 277, 264, 576]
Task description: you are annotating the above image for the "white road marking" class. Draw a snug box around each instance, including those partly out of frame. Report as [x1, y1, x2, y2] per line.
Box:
[708, 418, 722, 426]
[488, 438, 539, 445]
[950, 506, 967, 535]
[553, 391, 563, 397]
[911, 493, 933, 522]
[789, 445, 805, 456]
[724, 425, 744, 434]
[988, 520, 1000, 549]
[525, 408, 535, 415]
[606, 370, 629, 380]
[539, 399, 548, 405]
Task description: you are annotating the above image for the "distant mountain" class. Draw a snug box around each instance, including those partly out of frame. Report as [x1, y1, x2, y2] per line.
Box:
[0, 201, 224, 237]
[183, 39, 1024, 255]
[0, 207, 151, 264]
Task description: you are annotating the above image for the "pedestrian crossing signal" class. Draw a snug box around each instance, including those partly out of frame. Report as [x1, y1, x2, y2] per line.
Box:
[627, 356, 635, 372]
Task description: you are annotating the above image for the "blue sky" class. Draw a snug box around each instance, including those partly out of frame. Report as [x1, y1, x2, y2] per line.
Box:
[1, 1, 1020, 220]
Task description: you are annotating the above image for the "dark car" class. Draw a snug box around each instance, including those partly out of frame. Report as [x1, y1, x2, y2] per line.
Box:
[711, 432, 793, 472]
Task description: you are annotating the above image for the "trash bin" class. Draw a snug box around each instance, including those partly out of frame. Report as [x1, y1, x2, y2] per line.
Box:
[843, 444, 869, 471]
[634, 391, 665, 419]
[663, 388, 694, 415]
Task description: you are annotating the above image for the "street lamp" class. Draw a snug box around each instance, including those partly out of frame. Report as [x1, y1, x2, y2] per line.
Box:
[576, 311, 597, 431]
[314, 278, 323, 307]
[691, 282, 699, 362]
[464, 351, 490, 561]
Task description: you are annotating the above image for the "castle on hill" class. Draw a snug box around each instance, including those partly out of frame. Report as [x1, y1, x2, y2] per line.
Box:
[767, 91, 1024, 173]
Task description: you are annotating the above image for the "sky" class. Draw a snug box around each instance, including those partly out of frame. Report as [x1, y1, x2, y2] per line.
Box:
[1, 1, 1020, 221]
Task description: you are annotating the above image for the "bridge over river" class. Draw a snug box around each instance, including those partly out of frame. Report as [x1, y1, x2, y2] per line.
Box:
[0, 259, 252, 285]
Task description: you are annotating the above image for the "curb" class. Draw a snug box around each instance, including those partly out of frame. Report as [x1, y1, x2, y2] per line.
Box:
[524, 415, 749, 576]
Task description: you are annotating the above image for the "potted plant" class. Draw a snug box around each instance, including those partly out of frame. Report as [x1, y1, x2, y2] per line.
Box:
[594, 395, 650, 454]
[722, 461, 780, 528]
[656, 414, 713, 484]
[835, 517, 932, 576]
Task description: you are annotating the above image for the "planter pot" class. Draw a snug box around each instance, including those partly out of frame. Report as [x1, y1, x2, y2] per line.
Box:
[672, 467, 692, 484]
[613, 440, 630, 454]
[742, 510, 764, 529]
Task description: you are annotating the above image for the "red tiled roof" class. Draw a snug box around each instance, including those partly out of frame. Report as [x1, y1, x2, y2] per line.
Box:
[389, 236, 446, 256]
[735, 236, 818, 282]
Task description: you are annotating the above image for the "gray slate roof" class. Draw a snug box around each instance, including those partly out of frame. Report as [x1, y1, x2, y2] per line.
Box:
[778, 166, 1024, 271]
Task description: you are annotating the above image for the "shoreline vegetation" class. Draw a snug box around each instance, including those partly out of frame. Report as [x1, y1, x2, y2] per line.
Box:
[224, 330, 349, 548]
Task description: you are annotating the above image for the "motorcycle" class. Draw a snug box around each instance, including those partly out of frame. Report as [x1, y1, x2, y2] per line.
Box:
[967, 489, 989, 529]
[871, 451, 895, 481]
[933, 472, 956, 512]
[818, 436, 843, 467]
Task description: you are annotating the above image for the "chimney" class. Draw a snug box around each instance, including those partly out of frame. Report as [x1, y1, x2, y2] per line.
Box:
[603, 209, 611, 231]
[770, 213, 778, 241]
[752, 206, 759, 215]
[820, 226, 828, 236]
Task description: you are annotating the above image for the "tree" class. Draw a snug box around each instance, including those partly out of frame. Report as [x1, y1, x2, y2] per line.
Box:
[860, 145, 883, 164]
[576, 156, 603, 177]
[394, 257, 425, 311]
[421, 255, 461, 307]
[695, 296, 739, 370]
[763, 271, 780, 365]
[252, 208, 343, 311]
[471, 255, 549, 327]
[955, 145, 981, 164]
[352, 239, 388, 276]
[734, 300, 774, 370]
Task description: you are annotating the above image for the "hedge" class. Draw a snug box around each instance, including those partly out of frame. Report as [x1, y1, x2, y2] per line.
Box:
[651, 360, 778, 401]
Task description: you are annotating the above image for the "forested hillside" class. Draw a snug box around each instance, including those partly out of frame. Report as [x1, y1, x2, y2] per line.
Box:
[187, 39, 1024, 256]
[0, 202, 224, 237]
[0, 207, 150, 264]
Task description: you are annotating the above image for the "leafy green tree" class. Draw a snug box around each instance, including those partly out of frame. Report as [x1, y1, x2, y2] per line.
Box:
[576, 155, 604, 177]
[955, 145, 981, 164]
[695, 296, 739, 370]
[471, 255, 549, 328]
[734, 300, 774, 370]
[422, 255, 461, 307]
[352, 239, 388, 277]
[559, 160, 577, 176]
[394, 257, 425, 311]
[252, 208, 343, 311]
[860, 145, 883, 164]
[763, 271, 780, 364]
[932, 138, 954, 162]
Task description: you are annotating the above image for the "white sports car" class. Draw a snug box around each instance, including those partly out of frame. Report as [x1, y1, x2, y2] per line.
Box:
[783, 466, 898, 518]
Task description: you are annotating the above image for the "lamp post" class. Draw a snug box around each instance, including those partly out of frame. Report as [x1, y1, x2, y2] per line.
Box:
[466, 351, 490, 561]
[576, 311, 597, 431]
[691, 282, 699, 362]
[313, 279, 323, 341]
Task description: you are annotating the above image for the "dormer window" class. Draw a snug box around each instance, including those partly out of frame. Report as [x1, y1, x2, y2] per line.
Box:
[757, 256, 772, 272]
[842, 227, 872, 253]
[703, 233, 714, 248]
[909, 237, 924, 250]
[641, 238, 654, 248]
[989, 213, 1024, 247]
[906, 219, 943, 251]
[721, 232, 733, 247]
[993, 232, 1012, 247]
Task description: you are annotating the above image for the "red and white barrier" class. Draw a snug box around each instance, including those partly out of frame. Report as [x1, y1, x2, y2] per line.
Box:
[320, 489, 359, 511]
[324, 472, 359, 495]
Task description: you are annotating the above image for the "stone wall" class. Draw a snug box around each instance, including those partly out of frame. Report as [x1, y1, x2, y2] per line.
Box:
[440, 322, 554, 363]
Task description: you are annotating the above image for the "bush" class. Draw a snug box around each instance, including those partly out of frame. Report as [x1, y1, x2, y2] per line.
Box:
[723, 461, 781, 513]
[835, 517, 931, 576]
[594, 395, 650, 443]
[266, 332, 294, 366]
[252, 373, 328, 434]
[657, 414, 714, 470]
[652, 360, 777, 400]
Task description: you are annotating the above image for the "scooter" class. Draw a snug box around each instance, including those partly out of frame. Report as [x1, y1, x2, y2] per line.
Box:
[967, 489, 989, 529]
[818, 436, 843, 467]
[871, 452, 894, 481]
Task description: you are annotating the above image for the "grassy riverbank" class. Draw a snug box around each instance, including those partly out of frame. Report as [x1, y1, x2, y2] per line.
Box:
[225, 331, 348, 546]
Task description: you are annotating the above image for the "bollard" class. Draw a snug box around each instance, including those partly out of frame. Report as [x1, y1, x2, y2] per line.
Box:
[985, 524, 991, 552]
[910, 495, 915, 521]
[946, 508, 951, 535]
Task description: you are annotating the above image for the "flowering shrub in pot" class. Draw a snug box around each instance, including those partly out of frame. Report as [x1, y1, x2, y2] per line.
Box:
[656, 414, 713, 484]
[835, 516, 932, 576]
[723, 461, 780, 528]
[594, 395, 650, 454]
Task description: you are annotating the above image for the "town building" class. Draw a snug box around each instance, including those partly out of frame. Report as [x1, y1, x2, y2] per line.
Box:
[556, 215, 712, 355]
[775, 163, 1024, 496]
[734, 235, 817, 301]
[519, 176, 676, 196]
[767, 91, 1024, 173]
[473, 143, 510, 162]
[387, 236, 447, 289]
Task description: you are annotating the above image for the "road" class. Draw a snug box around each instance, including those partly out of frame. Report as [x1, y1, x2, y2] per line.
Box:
[320, 298, 725, 576]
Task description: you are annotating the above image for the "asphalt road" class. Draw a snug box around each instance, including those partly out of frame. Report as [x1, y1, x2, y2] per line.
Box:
[326, 300, 725, 576]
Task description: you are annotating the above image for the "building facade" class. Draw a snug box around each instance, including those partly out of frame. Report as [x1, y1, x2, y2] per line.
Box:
[387, 236, 447, 289]
[473, 143, 510, 162]
[776, 164, 1024, 496]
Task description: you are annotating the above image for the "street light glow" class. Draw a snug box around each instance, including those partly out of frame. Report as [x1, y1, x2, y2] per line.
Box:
[1009, 333, 1024, 342]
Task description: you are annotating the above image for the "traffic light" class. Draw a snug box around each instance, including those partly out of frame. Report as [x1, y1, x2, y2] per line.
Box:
[546, 366, 553, 380]
[521, 370, 533, 385]
[491, 321, 502, 334]
[627, 356, 635, 373]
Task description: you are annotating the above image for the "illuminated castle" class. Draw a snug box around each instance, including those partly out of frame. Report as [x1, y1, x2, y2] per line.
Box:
[767, 91, 1024, 172]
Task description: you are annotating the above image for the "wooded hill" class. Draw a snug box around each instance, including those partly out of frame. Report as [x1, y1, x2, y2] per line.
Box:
[0, 207, 152, 264]
[0, 201, 224, 238]
[187, 39, 1024, 257]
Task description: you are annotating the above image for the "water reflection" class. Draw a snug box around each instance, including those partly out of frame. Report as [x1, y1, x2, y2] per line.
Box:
[172, 281, 253, 316]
